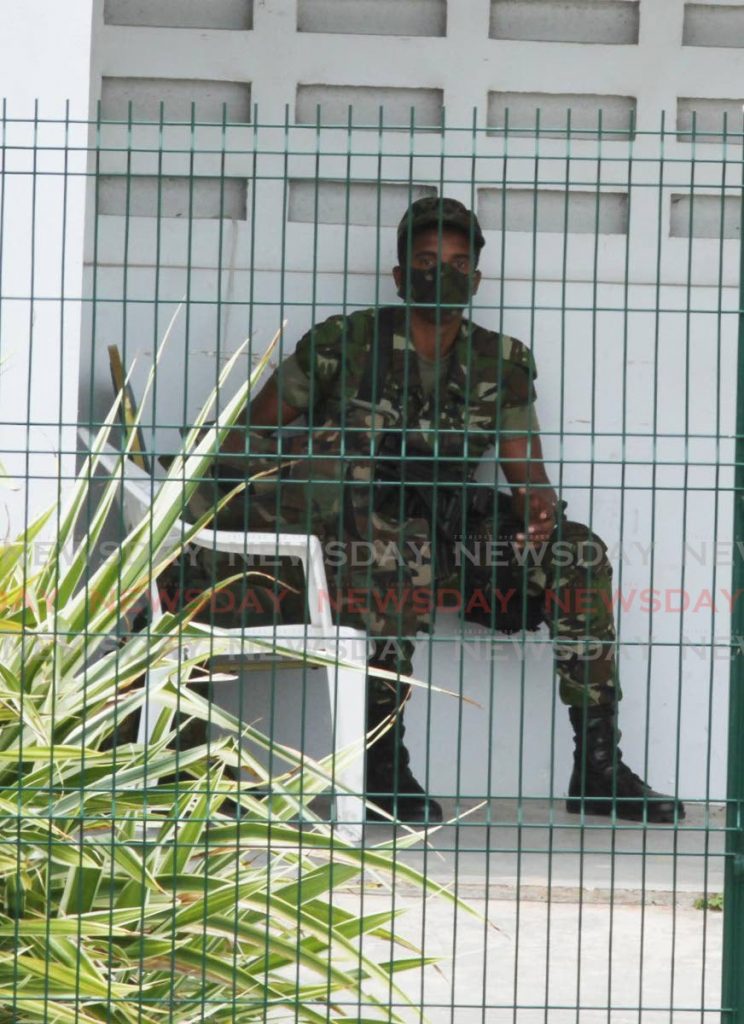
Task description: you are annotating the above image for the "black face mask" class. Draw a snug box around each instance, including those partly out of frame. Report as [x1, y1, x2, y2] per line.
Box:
[397, 261, 474, 322]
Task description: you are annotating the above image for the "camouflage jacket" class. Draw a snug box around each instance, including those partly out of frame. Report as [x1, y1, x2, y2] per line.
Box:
[273, 305, 537, 459]
[194, 306, 540, 541]
[261, 305, 540, 538]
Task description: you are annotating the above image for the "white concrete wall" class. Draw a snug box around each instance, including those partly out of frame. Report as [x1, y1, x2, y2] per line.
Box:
[0, 1, 95, 541]
[82, 0, 743, 801]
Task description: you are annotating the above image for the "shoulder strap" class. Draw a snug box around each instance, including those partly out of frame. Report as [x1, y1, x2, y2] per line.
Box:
[356, 306, 397, 404]
[342, 307, 398, 541]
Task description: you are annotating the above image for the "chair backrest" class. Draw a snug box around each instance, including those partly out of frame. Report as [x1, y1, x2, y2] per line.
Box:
[79, 427, 181, 541]
[78, 428, 336, 632]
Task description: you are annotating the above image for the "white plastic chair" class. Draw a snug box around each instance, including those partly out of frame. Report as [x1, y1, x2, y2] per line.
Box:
[81, 431, 367, 840]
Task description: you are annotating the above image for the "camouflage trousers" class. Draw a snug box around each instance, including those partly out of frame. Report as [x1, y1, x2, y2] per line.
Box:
[326, 503, 621, 716]
[159, 493, 621, 723]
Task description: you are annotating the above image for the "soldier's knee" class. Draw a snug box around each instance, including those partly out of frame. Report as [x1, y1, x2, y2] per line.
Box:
[553, 520, 609, 570]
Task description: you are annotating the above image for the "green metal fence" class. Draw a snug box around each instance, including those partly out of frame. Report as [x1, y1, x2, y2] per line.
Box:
[0, 105, 742, 1021]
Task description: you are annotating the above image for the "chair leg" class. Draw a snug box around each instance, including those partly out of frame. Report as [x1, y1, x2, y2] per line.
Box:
[140, 665, 212, 795]
[325, 628, 366, 843]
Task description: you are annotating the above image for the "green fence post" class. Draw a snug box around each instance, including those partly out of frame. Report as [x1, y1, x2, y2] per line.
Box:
[722, 147, 744, 1022]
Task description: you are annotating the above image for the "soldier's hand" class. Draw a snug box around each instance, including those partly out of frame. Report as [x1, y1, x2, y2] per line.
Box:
[512, 486, 559, 545]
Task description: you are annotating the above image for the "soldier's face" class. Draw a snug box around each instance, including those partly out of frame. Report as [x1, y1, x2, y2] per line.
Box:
[394, 227, 481, 322]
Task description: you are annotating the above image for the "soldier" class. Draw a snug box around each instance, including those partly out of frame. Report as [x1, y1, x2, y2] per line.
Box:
[204, 195, 684, 827]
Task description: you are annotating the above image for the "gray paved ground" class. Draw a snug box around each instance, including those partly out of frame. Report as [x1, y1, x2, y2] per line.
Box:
[364, 799, 726, 900]
[345, 799, 725, 1021]
[347, 891, 723, 1023]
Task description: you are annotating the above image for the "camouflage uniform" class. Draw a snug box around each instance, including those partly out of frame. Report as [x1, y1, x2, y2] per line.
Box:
[175, 304, 620, 714]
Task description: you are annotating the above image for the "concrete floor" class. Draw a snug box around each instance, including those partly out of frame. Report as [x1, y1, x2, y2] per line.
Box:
[346, 892, 723, 1023]
[365, 798, 727, 900]
[341, 799, 726, 1022]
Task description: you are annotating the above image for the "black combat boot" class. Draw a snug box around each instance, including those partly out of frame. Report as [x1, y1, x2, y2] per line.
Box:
[365, 698, 443, 825]
[566, 704, 685, 823]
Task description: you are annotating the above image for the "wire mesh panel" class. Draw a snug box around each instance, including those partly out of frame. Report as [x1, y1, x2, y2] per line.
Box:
[0, 104, 741, 1022]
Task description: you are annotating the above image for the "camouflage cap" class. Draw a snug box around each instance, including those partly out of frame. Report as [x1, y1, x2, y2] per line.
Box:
[396, 196, 485, 262]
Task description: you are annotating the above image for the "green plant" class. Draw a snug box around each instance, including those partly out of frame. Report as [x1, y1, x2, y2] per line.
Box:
[0, 329, 468, 1023]
[694, 893, 724, 912]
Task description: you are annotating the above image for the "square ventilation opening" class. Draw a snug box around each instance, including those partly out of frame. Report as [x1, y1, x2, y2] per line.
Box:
[104, 0, 253, 30]
[298, 0, 446, 36]
[683, 4, 744, 47]
[101, 78, 252, 124]
[478, 188, 629, 234]
[97, 176, 247, 219]
[490, 0, 639, 44]
[488, 92, 636, 139]
[670, 194, 740, 237]
[296, 85, 443, 128]
[677, 98, 744, 142]
[288, 181, 437, 226]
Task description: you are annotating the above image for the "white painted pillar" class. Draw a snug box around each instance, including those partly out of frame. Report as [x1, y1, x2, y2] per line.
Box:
[0, 1, 95, 540]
